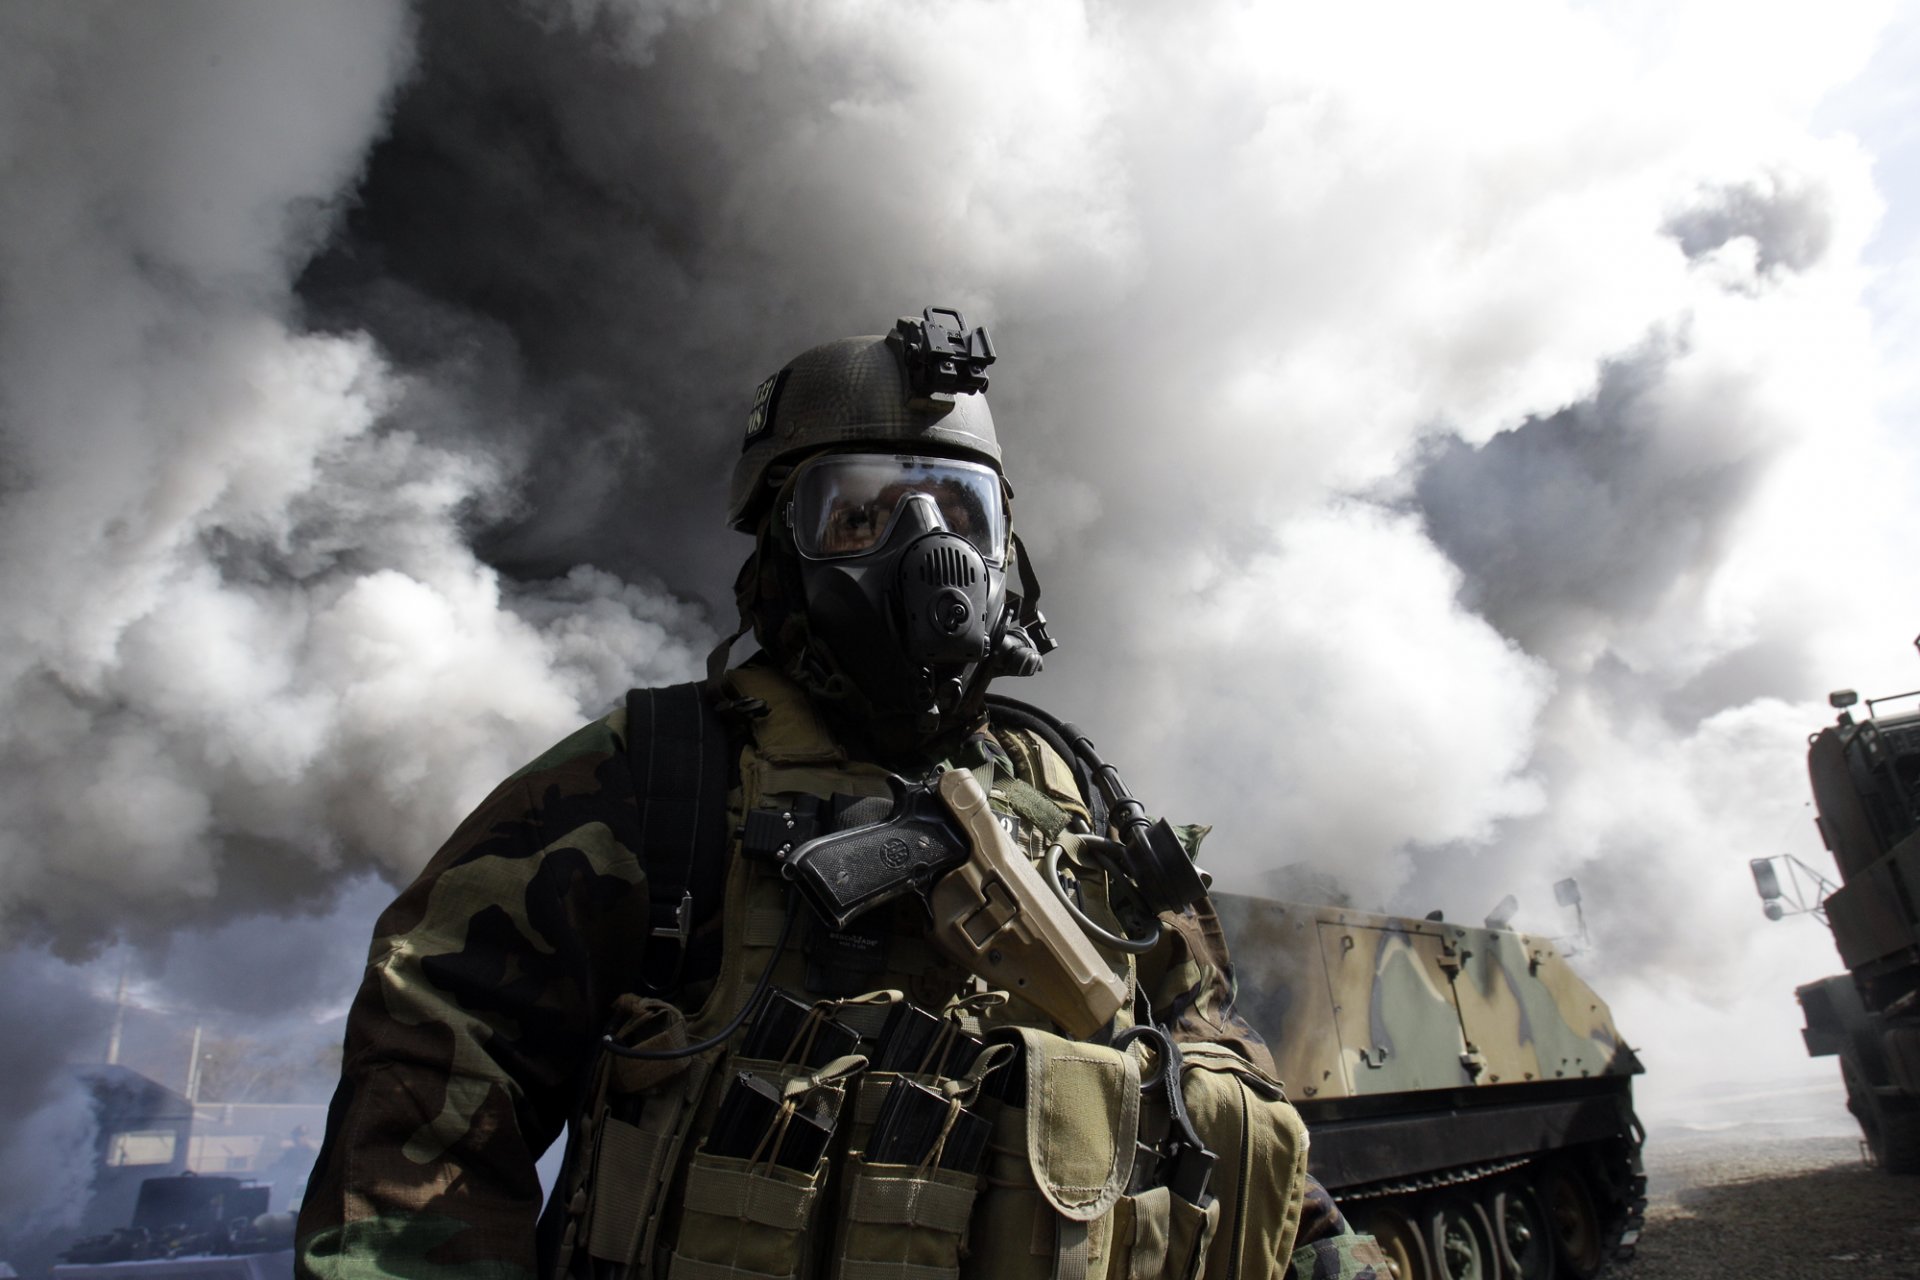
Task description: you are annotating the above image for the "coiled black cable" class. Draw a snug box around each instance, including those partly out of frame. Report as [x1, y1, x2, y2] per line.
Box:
[599, 893, 801, 1062]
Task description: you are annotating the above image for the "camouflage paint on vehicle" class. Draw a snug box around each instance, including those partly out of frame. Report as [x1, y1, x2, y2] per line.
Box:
[1213, 892, 1647, 1279]
[1215, 897, 1640, 1103]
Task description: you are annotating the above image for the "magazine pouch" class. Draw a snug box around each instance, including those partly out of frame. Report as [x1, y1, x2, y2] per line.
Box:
[833, 1159, 981, 1280]
[1105, 1186, 1179, 1280]
[560, 996, 715, 1278]
[667, 1056, 864, 1280]
[966, 1028, 1139, 1280]
[1163, 1190, 1220, 1280]
[831, 1045, 1010, 1280]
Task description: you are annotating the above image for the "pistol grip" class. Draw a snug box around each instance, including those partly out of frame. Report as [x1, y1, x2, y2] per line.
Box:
[780, 783, 966, 929]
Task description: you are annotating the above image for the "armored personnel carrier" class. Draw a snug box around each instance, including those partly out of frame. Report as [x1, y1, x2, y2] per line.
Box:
[1751, 648, 1920, 1173]
[1217, 893, 1645, 1280]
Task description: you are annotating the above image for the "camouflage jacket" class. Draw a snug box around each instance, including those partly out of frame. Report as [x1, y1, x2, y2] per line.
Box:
[295, 672, 1382, 1280]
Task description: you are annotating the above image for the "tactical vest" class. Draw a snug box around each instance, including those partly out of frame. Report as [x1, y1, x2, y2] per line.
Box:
[550, 667, 1310, 1280]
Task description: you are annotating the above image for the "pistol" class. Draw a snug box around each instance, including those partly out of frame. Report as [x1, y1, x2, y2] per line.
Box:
[778, 770, 1127, 1037]
[777, 774, 968, 930]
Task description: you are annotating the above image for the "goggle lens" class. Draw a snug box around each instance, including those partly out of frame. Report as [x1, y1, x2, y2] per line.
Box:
[790, 454, 1006, 563]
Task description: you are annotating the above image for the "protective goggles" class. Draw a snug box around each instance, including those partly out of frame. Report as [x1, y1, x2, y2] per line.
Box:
[788, 453, 1007, 564]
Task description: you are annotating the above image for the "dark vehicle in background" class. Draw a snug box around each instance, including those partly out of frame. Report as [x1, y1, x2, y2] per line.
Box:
[53, 1173, 292, 1280]
[1219, 890, 1645, 1280]
[1752, 641, 1920, 1173]
[73, 1068, 197, 1246]
[0, 1069, 296, 1280]
[0, 1069, 194, 1280]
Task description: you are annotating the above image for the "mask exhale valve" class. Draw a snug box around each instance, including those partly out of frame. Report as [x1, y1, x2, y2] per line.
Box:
[898, 511, 992, 665]
[895, 515, 994, 727]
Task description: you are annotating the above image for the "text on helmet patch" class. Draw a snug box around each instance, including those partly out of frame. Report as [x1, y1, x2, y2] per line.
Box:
[744, 370, 787, 444]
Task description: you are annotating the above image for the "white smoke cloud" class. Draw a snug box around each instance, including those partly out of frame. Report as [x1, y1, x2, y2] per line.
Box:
[2, 0, 1916, 1206]
[0, 1, 717, 948]
[0, 0, 715, 1221]
[1056, 503, 1553, 910]
[0, 951, 105, 1233]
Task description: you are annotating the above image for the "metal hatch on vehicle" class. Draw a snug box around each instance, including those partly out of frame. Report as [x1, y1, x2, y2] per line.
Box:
[1316, 920, 1475, 1095]
[1449, 927, 1615, 1083]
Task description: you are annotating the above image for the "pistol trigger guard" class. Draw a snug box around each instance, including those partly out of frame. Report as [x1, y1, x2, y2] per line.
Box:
[1043, 842, 1162, 955]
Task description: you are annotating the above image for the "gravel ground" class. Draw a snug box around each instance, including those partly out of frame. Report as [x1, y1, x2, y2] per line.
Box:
[1628, 1131, 1920, 1278]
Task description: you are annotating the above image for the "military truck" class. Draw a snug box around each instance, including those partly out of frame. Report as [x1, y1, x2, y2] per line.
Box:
[1751, 653, 1920, 1173]
[1216, 893, 1646, 1280]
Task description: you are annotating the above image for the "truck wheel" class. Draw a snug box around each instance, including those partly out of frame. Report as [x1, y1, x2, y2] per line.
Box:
[1492, 1179, 1556, 1280]
[1539, 1165, 1603, 1280]
[1845, 1058, 1920, 1173]
[1349, 1203, 1433, 1280]
[1424, 1195, 1500, 1280]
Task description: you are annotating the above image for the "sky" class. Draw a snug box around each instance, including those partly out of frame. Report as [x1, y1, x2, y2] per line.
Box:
[3, 0, 1918, 1230]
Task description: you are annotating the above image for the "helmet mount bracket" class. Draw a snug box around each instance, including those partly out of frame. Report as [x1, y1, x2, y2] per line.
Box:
[893, 307, 995, 403]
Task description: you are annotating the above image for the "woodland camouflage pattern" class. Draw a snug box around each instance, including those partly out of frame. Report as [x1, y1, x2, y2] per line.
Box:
[297, 685, 1377, 1280]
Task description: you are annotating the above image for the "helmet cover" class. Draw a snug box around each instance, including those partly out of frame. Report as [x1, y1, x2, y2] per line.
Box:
[728, 309, 1000, 529]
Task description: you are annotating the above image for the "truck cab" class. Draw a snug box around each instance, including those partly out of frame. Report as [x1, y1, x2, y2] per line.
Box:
[1755, 666, 1920, 1171]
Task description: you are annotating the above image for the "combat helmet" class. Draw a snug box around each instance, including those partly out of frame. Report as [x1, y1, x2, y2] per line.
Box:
[724, 306, 1052, 747]
[728, 307, 1000, 530]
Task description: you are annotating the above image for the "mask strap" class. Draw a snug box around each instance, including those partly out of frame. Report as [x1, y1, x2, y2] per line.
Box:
[1010, 531, 1056, 654]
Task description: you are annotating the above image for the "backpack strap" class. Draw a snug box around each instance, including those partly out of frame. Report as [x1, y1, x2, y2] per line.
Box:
[626, 681, 733, 994]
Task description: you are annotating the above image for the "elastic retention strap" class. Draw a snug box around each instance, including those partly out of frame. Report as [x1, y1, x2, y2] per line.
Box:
[629, 681, 731, 994]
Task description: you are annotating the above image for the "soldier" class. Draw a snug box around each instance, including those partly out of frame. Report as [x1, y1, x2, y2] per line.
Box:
[295, 308, 1384, 1280]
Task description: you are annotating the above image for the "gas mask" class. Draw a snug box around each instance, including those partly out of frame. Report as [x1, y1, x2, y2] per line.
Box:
[784, 452, 1013, 730]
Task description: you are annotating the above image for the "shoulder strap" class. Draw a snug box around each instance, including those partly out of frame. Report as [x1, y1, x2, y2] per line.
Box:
[986, 693, 1108, 833]
[626, 681, 733, 993]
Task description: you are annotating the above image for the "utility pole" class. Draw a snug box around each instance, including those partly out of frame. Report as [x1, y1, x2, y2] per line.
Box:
[105, 955, 128, 1066]
[184, 1025, 204, 1101]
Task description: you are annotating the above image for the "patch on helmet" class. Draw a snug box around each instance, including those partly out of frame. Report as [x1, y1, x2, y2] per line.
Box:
[744, 369, 787, 444]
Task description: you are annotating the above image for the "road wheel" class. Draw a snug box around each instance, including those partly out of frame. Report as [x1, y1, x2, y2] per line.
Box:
[1845, 1056, 1920, 1173]
[1349, 1202, 1433, 1280]
[1491, 1179, 1555, 1280]
[1538, 1165, 1603, 1280]
[1424, 1195, 1500, 1280]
